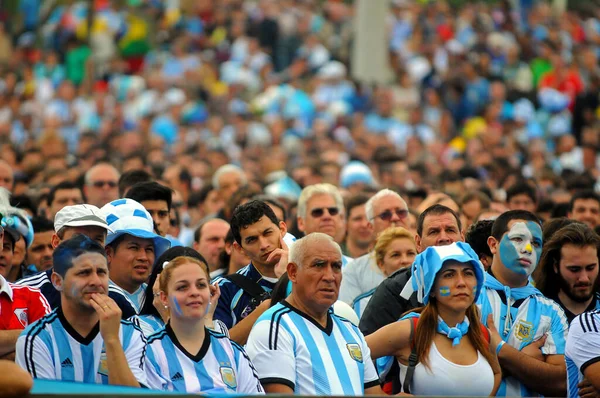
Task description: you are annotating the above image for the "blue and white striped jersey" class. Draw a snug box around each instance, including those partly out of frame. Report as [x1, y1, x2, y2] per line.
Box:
[109, 280, 146, 313]
[566, 310, 600, 398]
[351, 288, 376, 319]
[246, 301, 379, 395]
[130, 314, 165, 338]
[478, 274, 569, 397]
[144, 324, 263, 394]
[214, 263, 277, 328]
[15, 308, 147, 386]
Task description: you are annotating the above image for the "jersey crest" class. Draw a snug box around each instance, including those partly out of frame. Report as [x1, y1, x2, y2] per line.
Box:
[515, 319, 534, 343]
[14, 308, 28, 327]
[346, 343, 363, 363]
[219, 366, 237, 389]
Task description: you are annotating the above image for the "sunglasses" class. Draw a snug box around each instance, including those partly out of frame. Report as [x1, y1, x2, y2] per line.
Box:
[373, 208, 408, 221]
[310, 207, 340, 218]
[91, 181, 118, 188]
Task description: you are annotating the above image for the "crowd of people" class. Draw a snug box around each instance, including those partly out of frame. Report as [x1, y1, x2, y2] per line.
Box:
[1, 0, 600, 396]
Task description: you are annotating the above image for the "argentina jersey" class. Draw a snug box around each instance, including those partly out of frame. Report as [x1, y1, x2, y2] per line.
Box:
[351, 288, 376, 319]
[144, 324, 263, 394]
[15, 308, 147, 385]
[478, 284, 569, 397]
[109, 280, 146, 313]
[214, 263, 277, 328]
[246, 301, 379, 395]
[566, 311, 600, 398]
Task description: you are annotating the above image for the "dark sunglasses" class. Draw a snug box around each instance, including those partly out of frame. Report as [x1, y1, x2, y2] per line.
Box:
[373, 208, 408, 221]
[310, 207, 340, 218]
[92, 181, 118, 188]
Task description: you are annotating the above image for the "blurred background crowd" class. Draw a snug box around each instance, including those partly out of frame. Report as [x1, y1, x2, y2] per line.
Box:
[0, 0, 599, 241]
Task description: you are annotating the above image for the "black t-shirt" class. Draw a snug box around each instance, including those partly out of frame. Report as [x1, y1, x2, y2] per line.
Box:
[359, 266, 421, 336]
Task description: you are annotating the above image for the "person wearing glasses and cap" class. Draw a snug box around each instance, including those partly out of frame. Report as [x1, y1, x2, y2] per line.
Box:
[0, 209, 34, 281]
[339, 189, 410, 305]
[296, 183, 351, 265]
[366, 242, 501, 396]
[0, 209, 51, 359]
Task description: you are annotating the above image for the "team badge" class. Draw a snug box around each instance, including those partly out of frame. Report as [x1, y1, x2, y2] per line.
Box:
[515, 320, 534, 343]
[98, 350, 109, 376]
[346, 343, 363, 363]
[220, 366, 237, 389]
[14, 308, 28, 327]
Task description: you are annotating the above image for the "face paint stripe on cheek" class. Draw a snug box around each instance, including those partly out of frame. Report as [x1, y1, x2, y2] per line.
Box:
[171, 296, 183, 316]
[439, 286, 451, 296]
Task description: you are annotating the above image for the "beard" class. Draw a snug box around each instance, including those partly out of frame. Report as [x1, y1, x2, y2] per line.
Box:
[557, 272, 597, 303]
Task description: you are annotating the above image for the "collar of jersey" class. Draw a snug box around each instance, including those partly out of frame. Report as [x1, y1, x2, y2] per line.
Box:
[282, 300, 333, 336]
[57, 307, 100, 345]
[165, 322, 211, 362]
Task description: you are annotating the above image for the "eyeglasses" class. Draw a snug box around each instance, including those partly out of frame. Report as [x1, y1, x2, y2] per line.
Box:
[372, 208, 408, 221]
[91, 181, 118, 188]
[310, 207, 340, 218]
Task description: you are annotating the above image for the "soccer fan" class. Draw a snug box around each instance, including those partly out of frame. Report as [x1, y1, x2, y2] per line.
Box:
[46, 181, 84, 220]
[101, 198, 171, 312]
[193, 218, 230, 279]
[83, 163, 120, 208]
[125, 181, 173, 238]
[340, 189, 410, 304]
[15, 235, 147, 387]
[566, 310, 600, 398]
[367, 242, 501, 396]
[246, 233, 383, 395]
[482, 210, 568, 397]
[567, 190, 600, 229]
[535, 222, 600, 323]
[352, 227, 416, 318]
[215, 201, 287, 335]
[342, 193, 373, 259]
[296, 183, 348, 255]
[465, 219, 495, 270]
[144, 255, 263, 394]
[26, 217, 54, 273]
[18, 205, 137, 319]
[1, 209, 34, 281]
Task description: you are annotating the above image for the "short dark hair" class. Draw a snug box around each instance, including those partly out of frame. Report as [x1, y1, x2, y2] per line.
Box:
[506, 182, 537, 204]
[345, 193, 370, 219]
[10, 194, 36, 215]
[416, 205, 462, 237]
[491, 210, 541, 240]
[252, 194, 287, 221]
[125, 181, 172, 210]
[188, 184, 215, 208]
[460, 190, 491, 209]
[569, 190, 600, 213]
[139, 246, 207, 318]
[118, 169, 153, 197]
[230, 200, 279, 245]
[465, 219, 494, 259]
[47, 181, 84, 207]
[30, 216, 54, 233]
[53, 234, 107, 277]
[535, 223, 600, 299]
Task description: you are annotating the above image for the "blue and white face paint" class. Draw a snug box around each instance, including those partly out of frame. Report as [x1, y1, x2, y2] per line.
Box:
[499, 221, 543, 276]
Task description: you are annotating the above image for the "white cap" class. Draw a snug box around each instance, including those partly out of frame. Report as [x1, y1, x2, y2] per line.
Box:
[54, 204, 114, 234]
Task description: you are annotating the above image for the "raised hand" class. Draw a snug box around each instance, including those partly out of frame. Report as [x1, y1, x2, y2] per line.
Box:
[90, 294, 122, 343]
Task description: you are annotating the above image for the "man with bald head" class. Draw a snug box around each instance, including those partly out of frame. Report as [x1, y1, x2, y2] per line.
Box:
[83, 162, 120, 208]
[0, 160, 14, 192]
[193, 218, 230, 279]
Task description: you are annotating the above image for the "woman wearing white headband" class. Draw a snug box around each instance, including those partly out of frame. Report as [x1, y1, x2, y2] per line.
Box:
[366, 242, 501, 396]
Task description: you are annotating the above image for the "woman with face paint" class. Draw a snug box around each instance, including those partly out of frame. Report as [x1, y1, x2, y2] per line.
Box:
[366, 242, 501, 396]
[143, 256, 264, 394]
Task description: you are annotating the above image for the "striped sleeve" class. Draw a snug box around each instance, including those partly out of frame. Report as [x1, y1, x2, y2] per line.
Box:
[231, 341, 265, 394]
[544, 301, 569, 355]
[16, 325, 55, 380]
[566, 312, 600, 374]
[121, 321, 148, 387]
[245, 318, 295, 390]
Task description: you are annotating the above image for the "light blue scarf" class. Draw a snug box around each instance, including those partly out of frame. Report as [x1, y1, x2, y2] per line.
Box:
[437, 316, 470, 346]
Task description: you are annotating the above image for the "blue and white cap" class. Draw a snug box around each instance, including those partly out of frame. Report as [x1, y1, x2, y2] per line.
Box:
[400, 242, 485, 305]
[339, 161, 375, 189]
[101, 199, 171, 260]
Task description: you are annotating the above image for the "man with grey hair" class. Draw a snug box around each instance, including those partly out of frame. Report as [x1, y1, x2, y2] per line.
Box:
[83, 162, 120, 208]
[339, 188, 409, 305]
[246, 232, 383, 395]
[212, 164, 248, 203]
[297, 183, 350, 259]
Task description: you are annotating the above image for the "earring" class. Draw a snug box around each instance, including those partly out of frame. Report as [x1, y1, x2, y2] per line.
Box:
[164, 305, 168, 310]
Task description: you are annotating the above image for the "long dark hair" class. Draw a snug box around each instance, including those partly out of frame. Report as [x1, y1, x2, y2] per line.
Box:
[139, 246, 207, 317]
